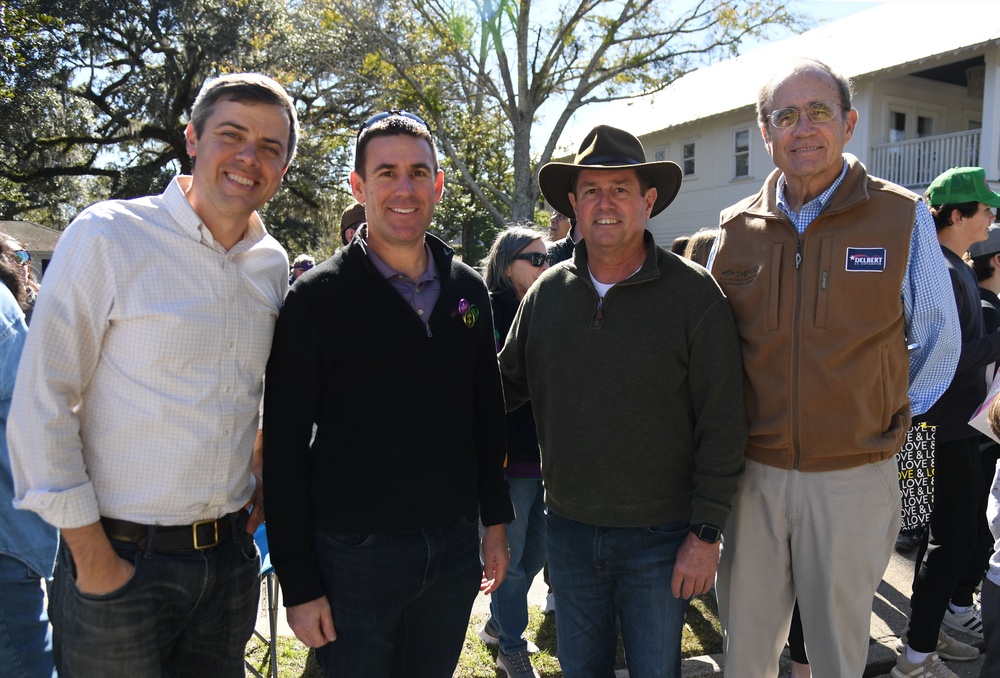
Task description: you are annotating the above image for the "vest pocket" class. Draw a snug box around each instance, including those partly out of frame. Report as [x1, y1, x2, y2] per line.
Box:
[768, 244, 783, 331]
[814, 236, 833, 329]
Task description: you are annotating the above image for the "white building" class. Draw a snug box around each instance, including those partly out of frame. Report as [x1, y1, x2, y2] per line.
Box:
[562, 2, 1000, 247]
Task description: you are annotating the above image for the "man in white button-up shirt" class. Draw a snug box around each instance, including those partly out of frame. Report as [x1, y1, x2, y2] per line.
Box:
[8, 73, 298, 678]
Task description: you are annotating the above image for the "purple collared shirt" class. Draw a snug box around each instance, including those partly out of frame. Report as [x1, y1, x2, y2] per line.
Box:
[362, 237, 441, 324]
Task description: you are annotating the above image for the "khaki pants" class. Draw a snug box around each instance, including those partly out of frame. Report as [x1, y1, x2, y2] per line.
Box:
[716, 458, 900, 678]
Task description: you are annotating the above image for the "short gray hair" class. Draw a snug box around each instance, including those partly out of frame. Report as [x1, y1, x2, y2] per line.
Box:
[757, 58, 853, 128]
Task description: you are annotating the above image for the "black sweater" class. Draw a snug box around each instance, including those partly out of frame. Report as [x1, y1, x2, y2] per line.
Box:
[263, 233, 513, 605]
[491, 288, 541, 476]
[923, 248, 1000, 441]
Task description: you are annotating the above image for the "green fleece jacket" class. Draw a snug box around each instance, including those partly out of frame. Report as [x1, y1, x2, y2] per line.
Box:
[498, 231, 747, 529]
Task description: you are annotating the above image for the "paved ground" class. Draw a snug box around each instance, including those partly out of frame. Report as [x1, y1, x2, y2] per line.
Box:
[256, 545, 990, 676]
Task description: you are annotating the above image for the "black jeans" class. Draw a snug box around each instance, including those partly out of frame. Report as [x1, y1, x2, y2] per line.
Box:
[908, 436, 986, 652]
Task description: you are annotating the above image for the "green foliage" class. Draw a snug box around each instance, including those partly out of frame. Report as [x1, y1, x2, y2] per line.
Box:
[317, 0, 803, 254]
[1, 0, 803, 254]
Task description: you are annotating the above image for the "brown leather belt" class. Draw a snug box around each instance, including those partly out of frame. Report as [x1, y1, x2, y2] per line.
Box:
[100, 511, 241, 552]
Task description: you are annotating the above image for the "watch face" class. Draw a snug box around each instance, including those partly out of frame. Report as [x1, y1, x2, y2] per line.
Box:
[695, 524, 721, 543]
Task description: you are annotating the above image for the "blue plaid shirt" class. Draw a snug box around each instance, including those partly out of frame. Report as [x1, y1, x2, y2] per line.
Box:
[773, 161, 959, 416]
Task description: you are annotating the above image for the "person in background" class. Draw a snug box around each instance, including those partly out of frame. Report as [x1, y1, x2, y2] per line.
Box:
[682, 228, 718, 268]
[478, 224, 551, 678]
[0, 237, 39, 323]
[290, 253, 315, 283]
[548, 211, 571, 242]
[340, 202, 366, 246]
[0, 233, 57, 678]
[896, 168, 1000, 677]
[980, 393, 1000, 677]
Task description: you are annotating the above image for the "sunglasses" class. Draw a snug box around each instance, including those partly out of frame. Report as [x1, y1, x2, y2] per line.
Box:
[357, 110, 430, 140]
[512, 252, 554, 268]
[10, 249, 30, 266]
[767, 102, 841, 129]
[293, 261, 315, 271]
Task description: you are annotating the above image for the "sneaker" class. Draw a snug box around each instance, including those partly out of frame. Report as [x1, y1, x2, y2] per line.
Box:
[479, 617, 500, 645]
[895, 527, 925, 553]
[479, 618, 540, 653]
[890, 652, 958, 678]
[942, 606, 984, 639]
[894, 629, 979, 662]
[496, 649, 540, 678]
[542, 592, 556, 615]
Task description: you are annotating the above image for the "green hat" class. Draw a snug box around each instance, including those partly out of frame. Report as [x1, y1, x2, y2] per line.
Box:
[927, 167, 1000, 208]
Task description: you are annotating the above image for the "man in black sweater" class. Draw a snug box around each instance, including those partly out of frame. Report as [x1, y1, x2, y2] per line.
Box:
[897, 168, 1000, 677]
[262, 111, 513, 678]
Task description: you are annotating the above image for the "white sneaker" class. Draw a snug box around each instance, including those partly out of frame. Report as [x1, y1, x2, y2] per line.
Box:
[891, 652, 958, 678]
[894, 629, 979, 662]
[541, 592, 556, 615]
[942, 606, 984, 639]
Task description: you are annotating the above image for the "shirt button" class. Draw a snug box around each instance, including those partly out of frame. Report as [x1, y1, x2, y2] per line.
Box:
[417, 309, 424, 316]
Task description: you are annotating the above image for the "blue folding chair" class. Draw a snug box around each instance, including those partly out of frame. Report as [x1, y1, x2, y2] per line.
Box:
[246, 523, 280, 678]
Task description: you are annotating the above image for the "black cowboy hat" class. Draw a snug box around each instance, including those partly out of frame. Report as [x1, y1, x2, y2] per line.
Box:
[538, 125, 682, 220]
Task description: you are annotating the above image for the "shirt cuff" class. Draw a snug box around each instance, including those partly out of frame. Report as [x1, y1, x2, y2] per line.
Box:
[14, 483, 102, 530]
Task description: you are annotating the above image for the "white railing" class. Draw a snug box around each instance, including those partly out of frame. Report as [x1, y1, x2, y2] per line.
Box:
[868, 129, 981, 189]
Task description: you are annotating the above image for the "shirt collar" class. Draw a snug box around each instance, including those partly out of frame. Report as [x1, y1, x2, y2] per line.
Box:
[167, 176, 268, 252]
[776, 158, 849, 218]
[360, 228, 438, 285]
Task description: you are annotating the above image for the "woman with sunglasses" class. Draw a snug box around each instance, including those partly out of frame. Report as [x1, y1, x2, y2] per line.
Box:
[0, 237, 38, 324]
[478, 224, 551, 678]
[0, 232, 57, 677]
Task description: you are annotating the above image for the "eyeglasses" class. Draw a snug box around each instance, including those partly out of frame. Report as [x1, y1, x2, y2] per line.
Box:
[357, 110, 430, 139]
[10, 249, 30, 266]
[293, 261, 314, 271]
[512, 252, 553, 268]
[767, 102, 841, 129]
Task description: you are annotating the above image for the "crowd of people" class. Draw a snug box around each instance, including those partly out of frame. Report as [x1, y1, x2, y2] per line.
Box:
[4, 56, 1000, 678]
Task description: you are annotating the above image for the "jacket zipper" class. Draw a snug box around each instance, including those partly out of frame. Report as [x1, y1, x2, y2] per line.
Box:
[792, 235, 804, 469]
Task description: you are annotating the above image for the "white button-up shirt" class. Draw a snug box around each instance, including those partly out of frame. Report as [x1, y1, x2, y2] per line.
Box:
[8, 176, 288, 529]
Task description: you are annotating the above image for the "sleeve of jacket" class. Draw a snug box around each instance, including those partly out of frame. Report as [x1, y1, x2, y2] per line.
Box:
[686, 293, 748, 530]
[469, 277, 513, 527]
[262, 285, 327, 606]
[497, 291, 533, 412]
[952, 267, 1000, 375]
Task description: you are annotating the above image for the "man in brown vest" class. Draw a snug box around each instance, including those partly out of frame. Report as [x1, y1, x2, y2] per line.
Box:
[710, 57, 960, 677]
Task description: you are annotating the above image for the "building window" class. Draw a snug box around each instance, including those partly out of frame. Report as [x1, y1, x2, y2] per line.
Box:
[653, 148, 667, 162]
[734, 129, 750, 178]
[682, 142, 696, 176]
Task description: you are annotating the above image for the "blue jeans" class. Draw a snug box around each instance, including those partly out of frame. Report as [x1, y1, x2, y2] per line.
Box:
[312, 515, 482, 677]
[488, 478, 546, 654]
[0, 554, 55, 678]
[546, 511, 690, 678]
[49, 514, 260, 678]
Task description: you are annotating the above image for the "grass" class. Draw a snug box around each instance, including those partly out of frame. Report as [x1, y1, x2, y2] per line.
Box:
[244, 594, 722, 677]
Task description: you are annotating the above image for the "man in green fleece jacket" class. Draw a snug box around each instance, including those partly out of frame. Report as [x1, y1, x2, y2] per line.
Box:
[498, 125, 748, 678]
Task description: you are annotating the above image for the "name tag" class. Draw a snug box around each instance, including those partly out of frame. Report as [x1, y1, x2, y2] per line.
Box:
[845, 247, 886, 272]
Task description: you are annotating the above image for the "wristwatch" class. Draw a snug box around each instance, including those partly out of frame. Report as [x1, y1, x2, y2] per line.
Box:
[690, 523, 722, 544]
